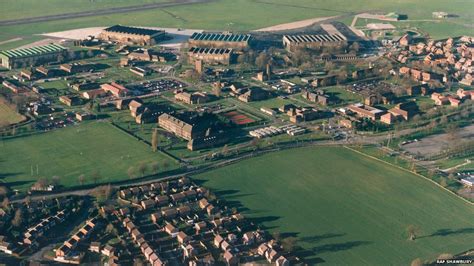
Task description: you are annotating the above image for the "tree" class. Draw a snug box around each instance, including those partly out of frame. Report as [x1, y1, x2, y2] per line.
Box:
[151, 128, 159, 152]
[12, 209, 23, 227]
[272, 231, 281, 242]
[222, 144, 229, 157]
[410, 258, 423, 266]
[138, 162, 147, 177]
[86, 50, 94, 58]
[78, 174, 86, 185]
[91, 170, 101, 184]
[447, 172, 455, 180]
[24, 196, 31, 206]
[0, 186, 8, 197]
[163, 161, 170, 169]
[1, 197, 10, 210]
[106, 223, 114, 234]
[104, 184, 114, 200]
[51, 176, 61, 186]
[255, 52, 270, 70]
[127, 166, 135, 179]
[150, 162, 159, 174]
[212, 86, 222, 97]
[407, 224, 421, 241]
[281, 237, 297, 253]
[349, 42, 360, 53]
[440, 177, 448, 187]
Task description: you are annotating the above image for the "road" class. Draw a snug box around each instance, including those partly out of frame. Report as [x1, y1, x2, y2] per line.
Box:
[0, 0, 215, 26]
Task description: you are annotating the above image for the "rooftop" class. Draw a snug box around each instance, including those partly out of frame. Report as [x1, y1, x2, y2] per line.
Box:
[0, 44, 66, 59]
[283, 34, 345, 43]
[103, 25, 164, 36]
[190, 32, 251, 42]
[189, 47, 232, 55]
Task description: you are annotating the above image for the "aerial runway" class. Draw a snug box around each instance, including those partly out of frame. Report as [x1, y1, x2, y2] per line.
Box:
[0, 0, 215, 26]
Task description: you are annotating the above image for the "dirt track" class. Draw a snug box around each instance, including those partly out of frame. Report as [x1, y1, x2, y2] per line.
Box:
[0, 0, 215, 26]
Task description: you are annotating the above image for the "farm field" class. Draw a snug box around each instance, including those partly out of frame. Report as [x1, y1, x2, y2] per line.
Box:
[1, 0, 473, 48]
[195, 146, 474, 265]
[0, 98, 25, 126]
[0, 121, 178, 191]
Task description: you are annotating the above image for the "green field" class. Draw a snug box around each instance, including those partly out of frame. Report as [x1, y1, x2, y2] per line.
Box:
[0, 0, 473, 48]
[0, 122, 177, 191]
[0, 98, 24, 126]
[196, 146, 474, 265]
[1, 0, 168, 21]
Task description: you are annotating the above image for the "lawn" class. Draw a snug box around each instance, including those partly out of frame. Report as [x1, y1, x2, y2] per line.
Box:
[195, 146, 474, 265]
[0, 97, 25, 126]
[1, 0, 473, 48]
[0, 121, 178, 191]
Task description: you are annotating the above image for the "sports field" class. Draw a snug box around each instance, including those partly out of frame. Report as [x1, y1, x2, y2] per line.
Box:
[0, 0, 473, 48]
[195, 146, 474, 265]
[0, 98, 25, 126]
[0, 122, 177, 191]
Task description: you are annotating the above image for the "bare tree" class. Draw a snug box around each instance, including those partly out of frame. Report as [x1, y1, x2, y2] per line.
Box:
[127, 167, 135, 179]
[51, 176, 61, 186]
[12, 209, 23, 227]
[91, 170, 101, 184]
[281, 237, 298, 253]
[150, 162, 159, 174]
[407, 224, 421, 241]
[78, 174, 86, 186]
[138, 162, 147, 177]
[151, 128, 159, 152]
[1, 197, 10, 210]
[222, 144, 229, 157]
[410, 258, 423, 266]
[255, 52, 270, 70]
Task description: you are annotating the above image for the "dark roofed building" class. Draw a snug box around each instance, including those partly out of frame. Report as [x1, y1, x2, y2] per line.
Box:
[188, 32, 251, 49]
[99, 25, 166, 45]
[188, 47, 233, 65]
[283, 34, 346, 52]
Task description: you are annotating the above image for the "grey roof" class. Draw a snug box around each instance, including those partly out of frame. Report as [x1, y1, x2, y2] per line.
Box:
[0, 44, 66, 59]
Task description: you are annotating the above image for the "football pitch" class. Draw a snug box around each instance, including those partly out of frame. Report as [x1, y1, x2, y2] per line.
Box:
[196, 146, 474, 265]
[0, 122, 177, 191]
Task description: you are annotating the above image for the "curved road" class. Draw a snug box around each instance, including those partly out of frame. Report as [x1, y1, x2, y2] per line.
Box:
[0, 0, 215, 26]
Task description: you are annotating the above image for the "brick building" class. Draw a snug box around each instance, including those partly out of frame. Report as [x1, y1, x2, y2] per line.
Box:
[98, 25, 165, 46]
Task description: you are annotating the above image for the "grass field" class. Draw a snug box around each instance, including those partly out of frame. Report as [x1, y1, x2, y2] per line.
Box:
[0, 98, 25, 126]
[0, 0, 473, 48]
[195, 146, 474, 265]
[1, 0, 168, 21]
[0, 121, 178, 191]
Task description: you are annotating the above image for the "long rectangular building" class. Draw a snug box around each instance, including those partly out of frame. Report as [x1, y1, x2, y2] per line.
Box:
[0, 44, 67, 69]
[98, 25, 165, 46]
[188, 32, 251, 49]
[158, 113, 197, 141]
[188, 47, 233, 65]
[283, 34, 346, 52]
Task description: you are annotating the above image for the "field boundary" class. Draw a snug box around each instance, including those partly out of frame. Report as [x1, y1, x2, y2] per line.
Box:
[344, 145, 474, 206]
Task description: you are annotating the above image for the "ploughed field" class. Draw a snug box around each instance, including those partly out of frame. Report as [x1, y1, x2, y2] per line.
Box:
[0, 121, 177, 191]
[196, 146, 474, 265]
